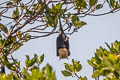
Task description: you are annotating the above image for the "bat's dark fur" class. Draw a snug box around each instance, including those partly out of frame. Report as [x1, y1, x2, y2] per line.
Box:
[56, 31, 70, 59]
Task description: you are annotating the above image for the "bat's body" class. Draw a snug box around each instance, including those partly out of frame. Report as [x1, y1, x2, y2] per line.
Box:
[56, 31, 70, 59]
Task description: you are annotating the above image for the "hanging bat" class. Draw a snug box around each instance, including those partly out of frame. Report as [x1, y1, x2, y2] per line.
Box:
[56, 29, 70, 59]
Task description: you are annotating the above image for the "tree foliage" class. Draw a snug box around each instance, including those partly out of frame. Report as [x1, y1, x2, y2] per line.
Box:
[0, 0, 120, 80]
[88, 41, 120, 80]
[0, 54, 56, 80]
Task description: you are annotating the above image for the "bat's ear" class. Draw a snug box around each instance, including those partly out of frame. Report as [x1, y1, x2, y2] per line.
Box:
[64, 36, 69, 41]
[58, 29, 62, 35]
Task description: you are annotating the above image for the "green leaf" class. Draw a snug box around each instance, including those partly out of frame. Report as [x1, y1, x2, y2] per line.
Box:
[15, 7, 19, 16]
[89, 0, 98, 7]
[56, 3, 62, 10]
[80, 76, 87, 80]
[88, 59, 96, 67]
[13, 0, 17, 3]
[20, 3, 24, 11]
[23, 33, 31, 42]
[75, 0, 87, 8]
[50, 71, 56, 80]
[3, 73, 13, 80]
[61, 70, 72, 76]
[0, 23, 8, 33]
[33, 4, 37, 9]
[6, 63, 16, 71]
[74, 61, 82, 72]
[12, 7, 19, 19]
[12, 72, 20, 80]
[74, 21, 86, 27]
[52, 4, 56, 10]
[12, 0, 21, 4]
[110, 44, 117, 53]
[54, 16, 58, 26]
[108, 54, 115, 64]
[113, 41, 119, 51]
[4, 39, 13, 48]
[46, 15, 55, 27]
[77, 0, 87, 8]
[115, 1, 120, 9]
[22, 68, 30, 79]
[92, 70, 101, 78]
[96, 4, 103, 10]
[14, 42, 23, 51]
[0, 34, 2, 40]
[95, 53, 101, 64]
[31, 68, 39, 79]
[2, 55, 16, 71]
[25, 55, 30, 67]
[50, 9, 56, 14]
[64, 63, 72, 72]
[72, 15, 79, 23]
[29, 57, 36, 67]
[67, 12, 71, 18]
[40, 54, 44, 64]
[27, 9, 33, 15]
[110, 0, 115, 8]
[34, 54, 39, 64]
[25, 55, 36, 67]
[103, 56, 112, 67]
[45, 64, 52, 76]
[72, 59, 75, 64]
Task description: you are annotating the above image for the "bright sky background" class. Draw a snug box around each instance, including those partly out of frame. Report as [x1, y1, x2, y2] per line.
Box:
[1, 0, 120, 80]
[14, 10, 120, 80]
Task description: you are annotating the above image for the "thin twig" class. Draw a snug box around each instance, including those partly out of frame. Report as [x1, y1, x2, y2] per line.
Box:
[74, 73, 80, 79]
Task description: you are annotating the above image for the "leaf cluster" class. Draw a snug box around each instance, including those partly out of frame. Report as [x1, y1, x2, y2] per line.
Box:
[62, 59, 87, 80]
[0, 54, 56, 80]
[88, 41, 120, 79]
